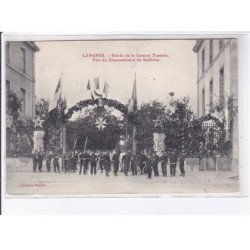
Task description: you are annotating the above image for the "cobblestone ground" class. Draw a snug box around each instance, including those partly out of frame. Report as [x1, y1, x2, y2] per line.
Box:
[5, 158, 239, 197]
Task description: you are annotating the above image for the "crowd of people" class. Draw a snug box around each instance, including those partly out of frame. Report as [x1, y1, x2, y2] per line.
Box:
[32, 149, 186, 179]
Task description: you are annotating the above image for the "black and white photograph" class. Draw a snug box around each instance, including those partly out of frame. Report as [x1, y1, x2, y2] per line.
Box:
[2, 35, 239, 196]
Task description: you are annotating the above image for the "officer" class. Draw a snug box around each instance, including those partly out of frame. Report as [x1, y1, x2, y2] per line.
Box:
[90, 151, 98, 175]
[112, 150, 120, 176]
[146, 151, 154, 179]
[161, 151, 168, 177]
[179, 151, 186, 177]
[45, 151, 53, 173]
[131, 152, 138, 175]
[53, 153, 60, 173]
[169, 149, 178, 176]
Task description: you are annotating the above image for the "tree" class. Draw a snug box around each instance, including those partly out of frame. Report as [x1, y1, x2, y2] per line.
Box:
[164, 97, 196, 154]
[135, 100, 169, 151]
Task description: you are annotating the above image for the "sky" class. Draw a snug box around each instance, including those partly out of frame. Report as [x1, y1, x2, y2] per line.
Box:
[35, 39, 197, 112]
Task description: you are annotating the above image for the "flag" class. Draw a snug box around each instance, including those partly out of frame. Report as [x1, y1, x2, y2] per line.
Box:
[86, 80, 95, 100]
[49, 76, 62, 111]
[128, 74, 137, 111]
[94, 90, 103, 98]
[103, 82, 110, 96]
[87, 80, 91, 90]
[94, 77, 100, 89]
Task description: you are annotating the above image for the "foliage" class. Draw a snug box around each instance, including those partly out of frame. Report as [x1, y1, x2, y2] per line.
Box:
[6, 91, 22, 120]
[6, 91, 34, 157]
[43, 98, 66, 154]
[135, 100, 169, 151]
[206, 94, 238, 157]
[66, 107, 125, 151]
[36, 98, 49, 118]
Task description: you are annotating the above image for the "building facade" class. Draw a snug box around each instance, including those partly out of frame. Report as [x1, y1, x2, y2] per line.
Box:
[193, 39, 238, 162]
[5, 41, 39, 119]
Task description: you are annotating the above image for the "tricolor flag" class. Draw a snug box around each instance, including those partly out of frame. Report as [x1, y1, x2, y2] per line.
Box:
[49, 75, 63, 111]
[86, 79, 95, 100]
[103, 81, 110, 97]
[94, 77, 100, 89]
[128, 74, 137, 112]
[94, 90, 103, 98]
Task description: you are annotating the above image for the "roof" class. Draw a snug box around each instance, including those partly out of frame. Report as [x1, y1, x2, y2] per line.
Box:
[193, 40, 204, 53]
[24, 41, 40, 52]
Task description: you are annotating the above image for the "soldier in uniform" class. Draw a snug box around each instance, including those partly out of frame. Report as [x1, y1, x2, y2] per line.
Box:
[146, 151, 154, 179]
[78, 151, 85, 174]
[104, 151, 111, 177]
[83, 151, 90, 175]
[72, 151, 78, 172]
[32, 150, 39, 172]
[99, 151, 105, 173]
[90, 151, 98, 175]
[45, 151, 53, 173]
[122, 150, 132, 176]
[160, 151, 168, 177]
[53, 153, 60, 173]
[131, 152, 138, 175]
[112, 150, 120, 176]
[68, 151, 74, 173]
[169, 149, 178, 176]
[37, 150, 44, 172]
[153, 152, 160, 177]
[64, 152, 70, 173]
[139, 149, 147, 175]
[179, 151, 186, 177]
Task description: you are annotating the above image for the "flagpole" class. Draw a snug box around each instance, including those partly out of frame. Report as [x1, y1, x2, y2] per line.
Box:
[60, 73, 66, 171]
[132, 72, 137, 153]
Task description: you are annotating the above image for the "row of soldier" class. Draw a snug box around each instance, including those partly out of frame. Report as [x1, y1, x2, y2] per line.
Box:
[32, 149, 186, 179]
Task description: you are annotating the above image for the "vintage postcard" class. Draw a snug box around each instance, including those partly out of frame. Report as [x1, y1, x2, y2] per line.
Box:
[1, 34, 239, 197]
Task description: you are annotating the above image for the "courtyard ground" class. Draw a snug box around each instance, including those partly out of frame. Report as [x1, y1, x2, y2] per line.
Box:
[5, 158, 239, 197]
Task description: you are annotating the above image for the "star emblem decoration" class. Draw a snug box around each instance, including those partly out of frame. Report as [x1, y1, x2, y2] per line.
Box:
[154, 117, 163, 128]
[95, 117, 107, 130]
[34, 116, 44, 129]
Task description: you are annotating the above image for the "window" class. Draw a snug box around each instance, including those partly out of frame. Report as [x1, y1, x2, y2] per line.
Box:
[219, 67, 225, 104]
[6, 80, 10, 112]
[219, 40, 224, 51]
[6, 80, 10, 96]
[20, 88, 26, 114]
[20, 47, 26, 73]
[6, 43, 10, 63]
[202, 49, 205, 73]
[209, 79, 213, 112]
[209, 40, 213, 64]
[202, 88, 205, 116]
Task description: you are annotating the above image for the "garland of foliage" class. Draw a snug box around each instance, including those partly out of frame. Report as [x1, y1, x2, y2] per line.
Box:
[64, 98, 140, 123]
